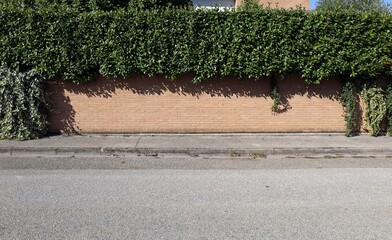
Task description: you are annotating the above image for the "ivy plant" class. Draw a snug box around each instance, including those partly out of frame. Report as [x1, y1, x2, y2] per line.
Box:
[0, 67, 48, 140]
[386, 85, 392, 136]
[340, 81, 357, 136]
[361, 84, 387, 136]
[270, 80, 281, 112]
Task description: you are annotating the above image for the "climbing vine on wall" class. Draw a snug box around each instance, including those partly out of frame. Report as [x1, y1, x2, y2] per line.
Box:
[270, 80, 281, 112]
[386, 85, 392, 136]
[361, 84, 387, 136]
[0, 67, 48, 140]
[340, 81, 358, 136]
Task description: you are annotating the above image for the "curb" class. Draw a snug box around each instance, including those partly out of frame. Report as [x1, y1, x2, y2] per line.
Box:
[0, 146, 390, 157]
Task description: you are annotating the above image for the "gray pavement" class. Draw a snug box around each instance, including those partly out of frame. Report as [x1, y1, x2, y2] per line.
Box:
[1, 169, 392, 239]
[2, 155, 392, 170]
[1, 134, 392, 239]
[1, 133, 392, 157]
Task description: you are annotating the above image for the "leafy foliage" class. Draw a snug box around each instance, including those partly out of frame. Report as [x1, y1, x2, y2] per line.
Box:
[340, 81, 358, 136]
[1, 6, 392, 138]
[270, 80, 281, 112]
[0, 6, 391, 84]
[0, 67, 47, 140]
[0, 0, 192, 10]
[361, 84, 387, 136]
[316, 0, 391, 13]
[387, 85, 392, 136]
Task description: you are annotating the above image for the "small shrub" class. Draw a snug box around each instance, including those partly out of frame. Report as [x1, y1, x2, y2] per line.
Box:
[270, 80, 281, 112]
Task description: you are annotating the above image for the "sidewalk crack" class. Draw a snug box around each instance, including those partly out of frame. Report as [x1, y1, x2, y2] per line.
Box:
[135, 136, 141, 149]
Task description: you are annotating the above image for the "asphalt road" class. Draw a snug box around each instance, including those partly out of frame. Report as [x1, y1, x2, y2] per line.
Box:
[1, 156, 392, 239]
[2, 154, 392, 170]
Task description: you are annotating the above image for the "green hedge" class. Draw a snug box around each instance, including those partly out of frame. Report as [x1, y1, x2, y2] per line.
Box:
[0, 6, 391, 84]
[1, 6, 392, 139]
[0, 0, 192, 11]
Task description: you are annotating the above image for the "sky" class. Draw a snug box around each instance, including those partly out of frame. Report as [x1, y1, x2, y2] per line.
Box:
[310, 0, 392, 9]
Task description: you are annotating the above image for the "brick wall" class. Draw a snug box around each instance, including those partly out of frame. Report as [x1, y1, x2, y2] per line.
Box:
[47, 75, 345, 133]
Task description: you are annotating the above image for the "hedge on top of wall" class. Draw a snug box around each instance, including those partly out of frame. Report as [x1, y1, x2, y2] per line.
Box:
[1, 5, 392, 139]
[0, 0, 193, 11]
[0, 6, 391, 84]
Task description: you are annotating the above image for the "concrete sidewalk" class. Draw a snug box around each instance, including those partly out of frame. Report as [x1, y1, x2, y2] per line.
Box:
[0, 133, 391, 157]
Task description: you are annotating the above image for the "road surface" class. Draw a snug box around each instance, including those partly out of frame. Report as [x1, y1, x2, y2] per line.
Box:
[1, 155, 392, 239]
